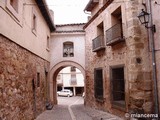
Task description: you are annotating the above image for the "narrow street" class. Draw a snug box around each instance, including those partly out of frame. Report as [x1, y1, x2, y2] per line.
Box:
[36, 96, 123, 120]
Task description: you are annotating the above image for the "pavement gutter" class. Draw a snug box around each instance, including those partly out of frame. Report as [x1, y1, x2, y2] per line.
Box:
[68, 97, 81, 120]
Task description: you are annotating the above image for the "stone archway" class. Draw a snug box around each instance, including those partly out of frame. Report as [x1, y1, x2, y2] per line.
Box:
[49, 61, 85, 104]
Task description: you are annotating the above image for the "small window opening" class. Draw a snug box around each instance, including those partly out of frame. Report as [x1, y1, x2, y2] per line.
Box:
[32, 79, 35, 91]
[97, 22, 104, 36]
[47, 36, 50, 49]
[32, 13, 37, 32]
[94, 68, 103, 100]
[10, 0, 18, 13]
[37, 73, 40, 87]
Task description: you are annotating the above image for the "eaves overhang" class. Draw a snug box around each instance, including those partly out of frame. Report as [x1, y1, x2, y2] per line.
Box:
[84, 0, 99, 12]
[84, 0, 113, 29]
[35, 0, 55, 32]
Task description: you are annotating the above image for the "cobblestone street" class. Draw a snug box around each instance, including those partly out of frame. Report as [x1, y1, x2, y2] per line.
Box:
[36, 96, 124, 120]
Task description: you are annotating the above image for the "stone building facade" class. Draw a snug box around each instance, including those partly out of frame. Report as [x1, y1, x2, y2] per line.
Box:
[0, 0, 55, 119]
[49, 23, 85, 104]
[84, 0, 154, 117]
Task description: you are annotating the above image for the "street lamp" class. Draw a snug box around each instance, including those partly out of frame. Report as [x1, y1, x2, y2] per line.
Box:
[138, 8, 159, 117]
[137, 9, 156, 32]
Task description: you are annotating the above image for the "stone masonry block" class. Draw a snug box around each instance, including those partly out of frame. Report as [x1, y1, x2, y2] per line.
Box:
[128, 26, 141, 36]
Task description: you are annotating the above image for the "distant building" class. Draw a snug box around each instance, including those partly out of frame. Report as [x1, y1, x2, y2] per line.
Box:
[57, 67, 84, 96]
[0, 0, 55, 119]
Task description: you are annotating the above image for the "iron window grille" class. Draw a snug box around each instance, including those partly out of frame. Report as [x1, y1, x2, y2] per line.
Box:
[94, 68, 104, 100]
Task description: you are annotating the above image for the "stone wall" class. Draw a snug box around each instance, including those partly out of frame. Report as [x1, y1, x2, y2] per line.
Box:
[126, 0, 153, 114]
[0, 35, 49, 120]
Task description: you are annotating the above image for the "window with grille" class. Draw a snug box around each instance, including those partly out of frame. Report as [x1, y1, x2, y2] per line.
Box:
[94, 68, 103, 100]
[111, 66, 125, 107]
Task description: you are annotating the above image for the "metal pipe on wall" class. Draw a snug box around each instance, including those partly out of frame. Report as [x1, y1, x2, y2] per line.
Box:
[146, 0, 159, 116]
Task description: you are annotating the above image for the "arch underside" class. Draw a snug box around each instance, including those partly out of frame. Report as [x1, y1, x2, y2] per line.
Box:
[49, 61, 85, 104]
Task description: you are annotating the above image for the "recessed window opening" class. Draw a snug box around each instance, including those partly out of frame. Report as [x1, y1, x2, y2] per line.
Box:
[111, 66, 125, 107]
[32, 79, 35, 91]
[97, 22, 104, 36]
[106, 6, 124, 46]
[94, 68, 103, 100]
[111, 7, 122, 25]
[37, 73, 40, 87]
[111, 6, 123, 39]
[10, 0, 18, 13]
[63, 42, 74, 57]
[47, 36, 50, 49]
[32, 14, 37, 31]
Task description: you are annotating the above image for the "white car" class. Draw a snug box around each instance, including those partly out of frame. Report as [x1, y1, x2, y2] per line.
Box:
[57, 89, 73, 97]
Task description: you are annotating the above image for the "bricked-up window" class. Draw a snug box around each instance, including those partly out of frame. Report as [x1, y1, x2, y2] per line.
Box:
[63, 42, 74, 57]
[10, 0, 18, 13]
[94, 68, 103, 100]
[111, 66, 125, 107]
[37, 73, 40, 87]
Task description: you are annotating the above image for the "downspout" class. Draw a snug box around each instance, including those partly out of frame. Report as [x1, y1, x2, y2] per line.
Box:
[147, 0, 159, 116]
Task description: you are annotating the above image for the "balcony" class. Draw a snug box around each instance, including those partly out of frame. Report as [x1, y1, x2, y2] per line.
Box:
[92, 35, 105, 52]
[106, 23, 125, 46]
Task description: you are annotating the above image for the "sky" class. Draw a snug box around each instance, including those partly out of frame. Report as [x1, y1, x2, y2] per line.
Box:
[46, 0, 90, 25]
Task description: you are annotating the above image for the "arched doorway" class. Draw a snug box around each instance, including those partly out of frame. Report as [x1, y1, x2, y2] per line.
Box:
[49, 61, 85, 104]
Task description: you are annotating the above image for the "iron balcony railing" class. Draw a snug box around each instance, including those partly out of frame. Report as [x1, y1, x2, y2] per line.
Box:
[92, 35, 105, 52]
[106, 23, 125, 46]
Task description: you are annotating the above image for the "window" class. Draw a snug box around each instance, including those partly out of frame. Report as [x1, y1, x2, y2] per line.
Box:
[32, 14, 37, 32]
[111, 66, 125, 107]
[71, 66, 76, 72]
[6, 0, 22, 23]
[92, 22, 105, 52]
[63, 42, 74, 57]
[97, 22, 104, 36]
[37, 73, 40, 87]
[57, 75, 61, 80]
[70, 67, 77, 85]
[32, 8, 37, 34]
[46, 36, 50, 50]
[32, 79, 35, 91]
[10, 0, 18, 13]
[94, 68, 103, 100]
[106, 6, 124, 46]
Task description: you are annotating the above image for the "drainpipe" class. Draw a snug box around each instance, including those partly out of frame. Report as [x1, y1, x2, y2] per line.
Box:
[147, 0, 159, 116]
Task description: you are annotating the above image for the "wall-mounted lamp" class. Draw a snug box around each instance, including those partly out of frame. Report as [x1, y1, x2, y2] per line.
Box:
[137, 9, 156, 32]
